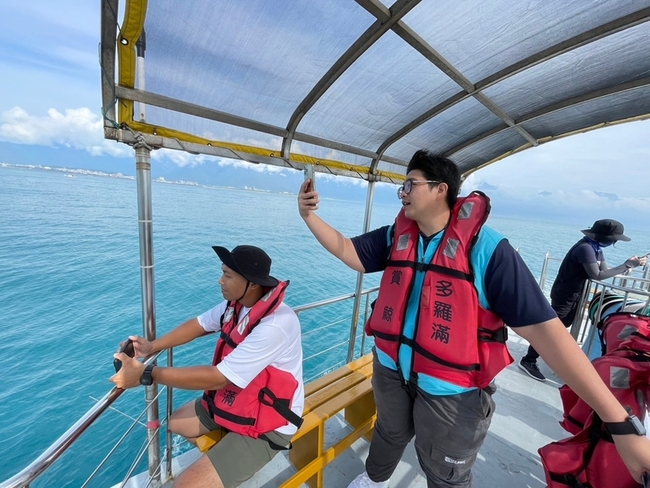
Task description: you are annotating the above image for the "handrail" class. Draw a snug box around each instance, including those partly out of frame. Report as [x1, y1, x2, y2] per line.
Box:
[569, 275, 650, 346]
[293, 286, 379, 314]
[538, 251, 563, 292]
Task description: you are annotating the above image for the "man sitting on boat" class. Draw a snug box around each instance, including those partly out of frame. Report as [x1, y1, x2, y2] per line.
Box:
[110, 245, 304, 488]
[298, 150, 650, 488]
[520, 218, 647, 380]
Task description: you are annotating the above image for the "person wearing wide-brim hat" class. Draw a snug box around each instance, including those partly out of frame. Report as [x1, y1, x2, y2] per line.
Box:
[520, 219, 647, 382]
[111, 245, 304, 488]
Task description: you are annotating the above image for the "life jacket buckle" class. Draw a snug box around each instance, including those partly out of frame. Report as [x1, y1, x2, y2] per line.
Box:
[478, 327, 508, 343]
[414, 262, 428, 272]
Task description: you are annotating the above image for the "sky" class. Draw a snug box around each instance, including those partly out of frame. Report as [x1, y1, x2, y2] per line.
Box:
[0, 2, 649, 228]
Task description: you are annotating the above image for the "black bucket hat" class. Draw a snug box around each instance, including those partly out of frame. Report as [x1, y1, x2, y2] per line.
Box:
[212, 245, 279, 287]
[581, 219, 631, 243]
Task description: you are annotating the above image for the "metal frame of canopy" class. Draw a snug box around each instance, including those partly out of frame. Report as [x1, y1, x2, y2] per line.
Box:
[101, 0, 650, 179]
[97, 1, 650, 484]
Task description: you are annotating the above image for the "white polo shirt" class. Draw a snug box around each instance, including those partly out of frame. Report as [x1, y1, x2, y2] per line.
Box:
[198, 300, 304, 435]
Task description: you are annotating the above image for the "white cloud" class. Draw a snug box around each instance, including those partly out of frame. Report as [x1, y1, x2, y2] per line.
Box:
[0, 106, 367, 179]
[461, 120, 650, 224]
[470, 119, 650, 199]
[152, 149, 214, 168]
[0, 107, 130, 158]
[226, 159, 286, 174]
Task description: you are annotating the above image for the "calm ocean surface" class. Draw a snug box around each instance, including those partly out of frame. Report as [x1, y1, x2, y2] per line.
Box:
[1, 165, 648, 487]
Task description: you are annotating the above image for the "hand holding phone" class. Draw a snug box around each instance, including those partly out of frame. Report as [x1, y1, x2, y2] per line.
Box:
[113, 339, 135, 373]
[304, 165, 315, 192]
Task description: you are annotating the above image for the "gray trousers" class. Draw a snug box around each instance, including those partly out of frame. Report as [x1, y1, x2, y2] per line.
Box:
[366, 352, 495, 488]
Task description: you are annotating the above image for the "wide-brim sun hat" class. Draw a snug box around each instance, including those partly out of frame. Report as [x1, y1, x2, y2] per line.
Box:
[581, 219, 631, 243]
[212, 245, 279, 287]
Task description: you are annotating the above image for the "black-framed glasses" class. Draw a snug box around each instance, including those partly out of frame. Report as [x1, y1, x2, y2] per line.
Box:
[397, 179, 440, 198]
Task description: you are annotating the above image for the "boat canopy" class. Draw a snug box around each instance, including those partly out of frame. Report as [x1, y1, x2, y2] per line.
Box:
[100, 0, 650, 182]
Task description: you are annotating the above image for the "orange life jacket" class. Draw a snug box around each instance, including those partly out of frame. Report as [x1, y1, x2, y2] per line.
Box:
[201, 280, 303, 440]
[366, 191, 513, 389]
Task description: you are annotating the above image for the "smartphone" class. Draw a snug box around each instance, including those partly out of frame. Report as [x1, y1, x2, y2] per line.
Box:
[304, 165, 315, 192]
[643, 472, 650, 488]
[113, 339, 135, 373]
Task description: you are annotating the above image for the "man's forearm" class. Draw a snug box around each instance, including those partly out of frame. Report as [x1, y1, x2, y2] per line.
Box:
[585, 261, 627, 281]
[516, 319, 628, 423]
[151, 318, 206, 353]
[151, 365, 231, 391]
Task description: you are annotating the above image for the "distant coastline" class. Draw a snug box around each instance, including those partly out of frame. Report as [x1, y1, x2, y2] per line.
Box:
[0, 162, 280, 193]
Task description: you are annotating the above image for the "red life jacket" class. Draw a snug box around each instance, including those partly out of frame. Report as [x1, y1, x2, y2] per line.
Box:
[201, 280, 303, 439]
[541, 313, 650, 488]
[539, 414, 636, 488]
[366, 191, 513, 389]
[598, 312, 650, 357]
[559, 348, 650, 435]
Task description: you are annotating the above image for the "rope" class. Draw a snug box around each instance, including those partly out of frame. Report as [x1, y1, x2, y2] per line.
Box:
[120, 123, 154, 151]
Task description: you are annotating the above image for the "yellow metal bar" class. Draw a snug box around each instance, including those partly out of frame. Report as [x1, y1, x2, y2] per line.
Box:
[117, 0, 148, 124]
[122, 121, 404, 181]
[279, 416, 376, 488]
[196, 429, 225, 454]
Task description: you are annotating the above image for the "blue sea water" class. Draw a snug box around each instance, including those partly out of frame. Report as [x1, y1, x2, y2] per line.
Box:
[1, 165, 648, 487]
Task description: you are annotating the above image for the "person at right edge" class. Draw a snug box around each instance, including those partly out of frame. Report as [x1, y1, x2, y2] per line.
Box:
[519, 219, 647, 382]
[297, 150, 650, 488]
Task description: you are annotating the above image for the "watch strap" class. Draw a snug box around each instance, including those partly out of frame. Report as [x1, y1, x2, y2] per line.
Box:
[604, 415, 646, 436]
[140, 363, 155, 386]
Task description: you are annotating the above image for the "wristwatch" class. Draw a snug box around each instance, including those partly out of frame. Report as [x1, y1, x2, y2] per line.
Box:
[604, 414, 646, 436]
[140, 363, 156, 386]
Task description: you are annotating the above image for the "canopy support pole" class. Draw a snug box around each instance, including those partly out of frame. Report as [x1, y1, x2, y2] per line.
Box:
[348, 180, 376, 362]
[135, 144, 162, 487]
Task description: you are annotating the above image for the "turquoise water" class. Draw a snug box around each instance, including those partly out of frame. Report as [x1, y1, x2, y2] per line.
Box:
[1, 165, 648, 486]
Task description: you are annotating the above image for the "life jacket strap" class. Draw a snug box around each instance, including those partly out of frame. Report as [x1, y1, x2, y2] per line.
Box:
[565, 414, 585, 431]
[258, 388, 304, 429]
[371, 330, 401, 342]
[548, 472, 591, 488]
[219, 330, 239, 350]
[547, 416, 612, 487]
[203, 392, 256, 426]
[478, 326, 508, 343]
[409, 338, 481, 371]
[386, 260, 473, 282]
[259, 434, 292, 451]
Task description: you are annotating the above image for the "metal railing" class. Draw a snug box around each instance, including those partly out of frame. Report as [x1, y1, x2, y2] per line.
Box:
[538, 251, 563, 293]
[0, 287, 379, 488]
[539, 252, 650, 354]
[569, 276, 650, 354]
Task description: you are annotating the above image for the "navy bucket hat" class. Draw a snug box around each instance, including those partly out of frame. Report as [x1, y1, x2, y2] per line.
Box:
[581, 219, 631, 243]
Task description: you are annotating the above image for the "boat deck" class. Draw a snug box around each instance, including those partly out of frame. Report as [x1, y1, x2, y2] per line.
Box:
[148, 333, 566, 488]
